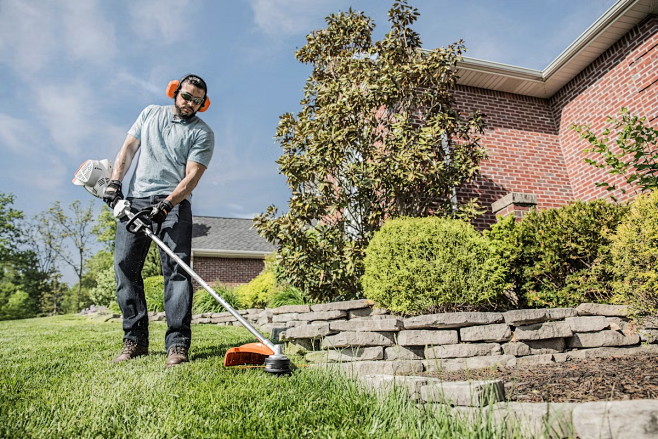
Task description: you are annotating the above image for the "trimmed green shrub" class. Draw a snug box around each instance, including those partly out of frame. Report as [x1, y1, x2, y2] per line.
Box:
[610, 190, 658, 314]
[493, 200, 628, 308]
[268, 285, 313, 308]
[143, 275, 165, 312]
[193, 283, 240, 314]
[88, 266, 116, 307]
[235, 270, 278, 309]
[362, 217, 511, 315]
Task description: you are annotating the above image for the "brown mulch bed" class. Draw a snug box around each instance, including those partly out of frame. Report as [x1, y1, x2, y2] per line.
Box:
[420, 354, 658, 403]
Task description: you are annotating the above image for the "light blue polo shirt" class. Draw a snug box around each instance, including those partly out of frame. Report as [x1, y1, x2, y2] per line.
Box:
[126, 105, 214, 199]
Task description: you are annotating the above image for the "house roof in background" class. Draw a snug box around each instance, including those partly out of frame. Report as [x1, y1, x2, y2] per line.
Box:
[192, 216, 276, 258]
[454, 0, 658, 98]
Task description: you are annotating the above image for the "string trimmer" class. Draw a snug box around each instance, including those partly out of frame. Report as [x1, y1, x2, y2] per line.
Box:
[73, 160, 292, 375]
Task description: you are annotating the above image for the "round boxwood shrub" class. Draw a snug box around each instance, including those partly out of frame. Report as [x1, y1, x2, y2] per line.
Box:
[143, 275, 165, 312]
[500, 200, 628, 308]
[610, 190, 658, 315]
[361, 217, 511, 315]
[235, 270, 278, 309]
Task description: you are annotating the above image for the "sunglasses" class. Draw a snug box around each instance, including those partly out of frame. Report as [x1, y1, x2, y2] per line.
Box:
[180, 91, 204, 106]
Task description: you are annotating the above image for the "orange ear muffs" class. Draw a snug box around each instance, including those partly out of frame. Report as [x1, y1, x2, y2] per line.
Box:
[166, 80, 179, 98]
[165, 79, 211, 112]
[199, 96, 210, 112]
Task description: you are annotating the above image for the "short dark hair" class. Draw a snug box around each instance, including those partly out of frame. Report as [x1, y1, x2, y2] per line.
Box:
[181, 74, 207, 95]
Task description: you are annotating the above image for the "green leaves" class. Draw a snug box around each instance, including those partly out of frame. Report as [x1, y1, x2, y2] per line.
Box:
[572, 108, 658, 198]
[362, 217, 510, 315]
[256, 0, 485, 302]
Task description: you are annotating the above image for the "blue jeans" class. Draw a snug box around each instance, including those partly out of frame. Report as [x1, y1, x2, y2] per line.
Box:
[114, 196, 193, 351]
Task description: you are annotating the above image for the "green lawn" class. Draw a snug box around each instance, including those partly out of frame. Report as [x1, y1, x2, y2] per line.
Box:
[0, 315, 526, 438]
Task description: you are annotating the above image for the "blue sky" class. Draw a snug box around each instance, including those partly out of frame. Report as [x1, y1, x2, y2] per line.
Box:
[1, 0, 617, 222]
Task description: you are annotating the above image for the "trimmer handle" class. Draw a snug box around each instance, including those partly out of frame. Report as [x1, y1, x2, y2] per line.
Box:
[126, 209, 154, 234]
[113, 199, 160, 235]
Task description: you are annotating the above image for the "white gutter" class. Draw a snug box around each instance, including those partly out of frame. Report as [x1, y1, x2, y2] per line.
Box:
[543, 0, 641, 78]
[192, 248, 270, 259]
[457, 57, 544, 81]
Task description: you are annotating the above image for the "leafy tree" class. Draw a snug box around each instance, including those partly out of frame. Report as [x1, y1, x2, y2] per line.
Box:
[255, 1, 485, 301]
[38, 200, 97, 312]
[0, 193, 23, 260]
[0, 193, 53, 319]
[572, 108, 658, 198]
[22, 217, 65, 315]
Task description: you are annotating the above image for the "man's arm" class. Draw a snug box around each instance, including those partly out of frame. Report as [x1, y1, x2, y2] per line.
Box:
[110, 134, 141, 181]
[166, 161, 207, 206]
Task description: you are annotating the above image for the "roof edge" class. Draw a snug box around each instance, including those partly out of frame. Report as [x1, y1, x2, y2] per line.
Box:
[543, 0, 642, 78]
[192, 249, 270, 259]
[457, 57, 544, 81]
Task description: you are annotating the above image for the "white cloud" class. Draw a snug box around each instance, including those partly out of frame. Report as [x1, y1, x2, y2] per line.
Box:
[0, 0, 117, 73]
[114, 72, 161, 96]
[0, 2, 56, 72]
[249, 0, 334, 37]
[61, 1, 118, 64]
[34, 84, 96, 156]
[0, 114, 43, 156]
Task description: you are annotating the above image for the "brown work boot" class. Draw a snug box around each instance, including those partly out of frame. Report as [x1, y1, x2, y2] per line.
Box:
[166, 346, 189, 368]
[112, 339, 148, 363]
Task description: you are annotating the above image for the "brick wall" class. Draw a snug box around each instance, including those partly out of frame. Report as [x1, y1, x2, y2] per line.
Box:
[453, 86, 573, 228]
[552, 15, 658, 202]
[191, 256, 265, 287]
[454, 15, 657, 228]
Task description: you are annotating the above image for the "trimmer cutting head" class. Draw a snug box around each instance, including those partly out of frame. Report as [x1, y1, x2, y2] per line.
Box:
[224, 342, 293, 375]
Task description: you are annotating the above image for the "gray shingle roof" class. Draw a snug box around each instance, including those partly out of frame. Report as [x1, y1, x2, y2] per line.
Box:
[192, 216, 276, 255]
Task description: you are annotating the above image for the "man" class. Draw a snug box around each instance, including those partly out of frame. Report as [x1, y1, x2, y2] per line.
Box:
[103, 74, 214, 368]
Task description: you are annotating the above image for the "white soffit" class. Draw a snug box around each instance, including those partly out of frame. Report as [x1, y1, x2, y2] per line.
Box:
[454, 0, 658, 99]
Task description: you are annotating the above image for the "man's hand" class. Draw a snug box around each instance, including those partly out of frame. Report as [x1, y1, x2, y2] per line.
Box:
[102, 180, 123, 208]
[149, 199, 174, 224]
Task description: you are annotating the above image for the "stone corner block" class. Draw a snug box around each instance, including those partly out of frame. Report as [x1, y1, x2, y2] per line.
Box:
[420, 380, 505, 407]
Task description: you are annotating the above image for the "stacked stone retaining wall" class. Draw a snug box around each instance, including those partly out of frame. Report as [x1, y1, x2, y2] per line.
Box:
[182, 299, 658, 374]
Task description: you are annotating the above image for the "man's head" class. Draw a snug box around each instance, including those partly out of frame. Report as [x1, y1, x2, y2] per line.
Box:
[170, 74, 209, 119]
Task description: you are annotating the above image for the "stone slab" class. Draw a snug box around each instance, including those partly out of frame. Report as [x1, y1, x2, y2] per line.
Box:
[358, 374, 434, 400]
[567, 330, 640, 349]
[270, 304, 311, 315]
[514, 321, 573, 341]
[420, 380, 505, 406]
[306, 347, 384, 363]
[296, 310, 347, 322]
[321, 360, 424, 376]
[280, 323, 333, 340]
[576, 303, 630, 317]
[573, 400, 658, 439]
[384, 346, 425, 361]
[503, 309, 548, 326]
[398, 330, 459, 346]
[425, 343, 502, 359]
[330, 318, 402, 332]
[460, 323, 512, 342]
[403, 312, 503, 329]
[321, 331, 395, 349]
[423, 355, 517, 372]
[565, 316, 610, 333]
[491, 402, 577, 439]
[310, 299, 374, 312]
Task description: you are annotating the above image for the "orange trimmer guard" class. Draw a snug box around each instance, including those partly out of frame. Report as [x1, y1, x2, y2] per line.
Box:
[224, 342, 275, 367]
